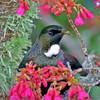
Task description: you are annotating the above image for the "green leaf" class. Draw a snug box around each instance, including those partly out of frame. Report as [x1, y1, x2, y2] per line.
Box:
[70, 78, 78, 83]
[89, 86, 100, 100]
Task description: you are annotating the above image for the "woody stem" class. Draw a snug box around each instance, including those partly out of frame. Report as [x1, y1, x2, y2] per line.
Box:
[64, 5, 93, 68]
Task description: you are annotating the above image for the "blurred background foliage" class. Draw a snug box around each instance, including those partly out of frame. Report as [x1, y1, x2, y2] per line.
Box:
[0, 0, 100, 99]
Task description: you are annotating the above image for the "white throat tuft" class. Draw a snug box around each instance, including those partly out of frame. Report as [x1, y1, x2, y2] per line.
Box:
[44, 44, 60, 57]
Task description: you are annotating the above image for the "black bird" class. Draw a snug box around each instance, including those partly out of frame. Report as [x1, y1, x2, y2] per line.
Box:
[18, 25, 87, 95]
[18, 25, 82, 70]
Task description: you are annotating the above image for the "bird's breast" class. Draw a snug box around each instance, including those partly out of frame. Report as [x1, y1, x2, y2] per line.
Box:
[34, 51, 64, 67]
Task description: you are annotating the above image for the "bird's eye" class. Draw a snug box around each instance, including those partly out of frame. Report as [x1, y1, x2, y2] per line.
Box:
[49, 31, 54, 36]
[48, 29, 61, 36]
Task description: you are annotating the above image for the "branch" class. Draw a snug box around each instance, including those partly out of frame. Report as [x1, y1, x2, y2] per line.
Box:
[63, 5, 93, 68]
[78, 80, 100, 87]
[73, 67, 100, 75]
[66, 62, 73, 73]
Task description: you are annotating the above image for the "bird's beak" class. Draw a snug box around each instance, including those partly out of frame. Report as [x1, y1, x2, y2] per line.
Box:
[64, 31, 73, 36]
[61, 29, 72, 36]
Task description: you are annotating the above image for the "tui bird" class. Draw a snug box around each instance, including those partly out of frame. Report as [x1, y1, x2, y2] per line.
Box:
[18, 25, 83, 70]
[18, 25, 87, 95]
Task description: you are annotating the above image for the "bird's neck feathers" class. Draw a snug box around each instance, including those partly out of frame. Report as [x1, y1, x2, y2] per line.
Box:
[44, 44, 60, 57]
[39, 36, 51, 52]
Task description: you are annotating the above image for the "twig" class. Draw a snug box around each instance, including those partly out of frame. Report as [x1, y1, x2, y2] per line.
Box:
[73, 67, 100, 75]
[78, 79, 100, 87]
[82, 51, 94, 67]
[63, 5, 93, 68]
[66, 62, 73, 73]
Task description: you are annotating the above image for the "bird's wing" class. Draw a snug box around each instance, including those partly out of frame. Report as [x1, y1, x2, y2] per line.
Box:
[63, 51, 82, 70]
[18, 39, 41, 70]
[18, 47, 35, 69]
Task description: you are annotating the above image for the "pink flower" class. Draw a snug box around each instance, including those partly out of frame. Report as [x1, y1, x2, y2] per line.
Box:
[54, 10, 62, 16]
[25, 1, 29, 11]
[10, 82, 20, 95]
[98, 16, 100, 19]
[17, 1, 25, 15]
[83, 7, 94, 19]
[57, 60, 66, 68]
[68, 85, 76, 99]
[75, 11, 84, 26]
[42, 78, 48, 87]
[21, 83, 32, 98]
[10, 93, 20, 100]
[29, 92, 36, 100]
[73, 55, 77, 58]
[51, 1, 66, 16]
[76, 85, 82, 93]
[85, 98, 94, 100]
[95, 60, 100, 67]
[44, 94, 52, 100]
[44, 88, 55, 100]
[67, 7, 72, 14]
[19, 81, 24, 93]
[38, 4, 50, 15]
[54, 91, 63, 100]
[80, 8, 87, 18]
[77, 89, 89, 100]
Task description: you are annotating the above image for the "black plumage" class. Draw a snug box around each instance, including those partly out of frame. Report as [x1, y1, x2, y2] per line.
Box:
[18, 25, 82, 70]
[18, 25, 85, 95]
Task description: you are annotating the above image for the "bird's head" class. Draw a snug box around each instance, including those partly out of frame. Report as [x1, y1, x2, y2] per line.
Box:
[39, 25, 71, 51]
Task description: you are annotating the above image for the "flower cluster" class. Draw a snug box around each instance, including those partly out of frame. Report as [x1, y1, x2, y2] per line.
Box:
[17, 0, 29, 15]
[92, 0, 100, 19]
[50, 0, 94, 25]
[68, 85, 93, 100]
[9, 60, 93, 100]
[44, 88, 63, 100]
[17, 0, 95, 25]
[75, 7, 94, 26]
[51, 0, 75, 16]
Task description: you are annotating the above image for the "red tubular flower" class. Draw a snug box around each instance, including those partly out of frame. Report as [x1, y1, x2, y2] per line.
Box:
[77, 89, 89, 100]
[83, 7, 94, 19]
[67, 0, 75, 14]
[98, 16, 100, 19]
[42, 78, 48, 87]
[85, 98, 94, 100]
[10, 93, 20, 100]
[44, 94, 52, 100]
[76, 85, 81, 93]
[80, 8, 87, 18]
[38, 4, 50, 15]
[54, 91, 63, 100]
[44, 88, 55, 100]
[25, 1, 29, 11]
[57, 60, 66, 68]
[21, 83, 32, 98]
[95, 60, 100, 66]
[76, 85, 91, 100]
[17, 1, 25, 15]
[68, 84, 76, 99]
[75, 11, 84, 26]
[67, 6, 72, 14]
[54, 10, 62, 16]
[10, 82, 20, 95]
[73, 55, 77, 58]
